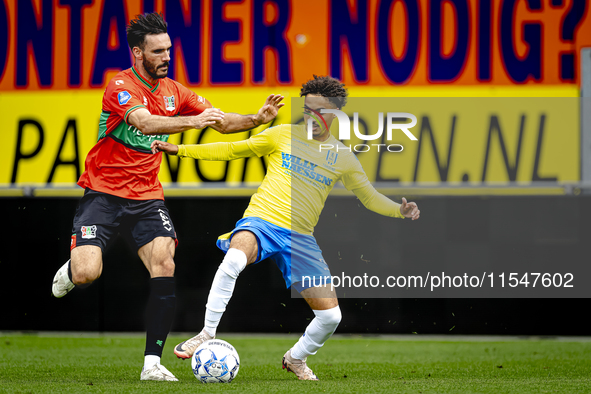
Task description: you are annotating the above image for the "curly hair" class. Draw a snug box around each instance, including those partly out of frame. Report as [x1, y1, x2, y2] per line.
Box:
[126, 13, 168, 50]
[300, 75, 348, 109]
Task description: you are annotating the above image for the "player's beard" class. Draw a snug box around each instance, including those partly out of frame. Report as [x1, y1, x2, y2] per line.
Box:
[144, 57, 169, 80]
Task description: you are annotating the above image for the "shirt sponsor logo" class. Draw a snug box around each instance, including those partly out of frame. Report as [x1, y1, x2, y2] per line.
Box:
[118, 91, 131, 105]
[163, 95, 175, 111]
[81, 225, 97, 239]
[281, 153, 333, 186]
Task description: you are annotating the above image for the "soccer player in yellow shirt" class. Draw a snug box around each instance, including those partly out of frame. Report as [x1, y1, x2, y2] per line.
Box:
[151, 75, 420, 381]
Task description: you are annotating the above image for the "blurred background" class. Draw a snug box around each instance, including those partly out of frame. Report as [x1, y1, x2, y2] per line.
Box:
[1, 0, 590, 336]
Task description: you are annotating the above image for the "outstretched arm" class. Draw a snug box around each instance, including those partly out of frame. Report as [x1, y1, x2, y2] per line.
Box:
[151, 139, 256, 161]
[210, 94, 285, 134]
[128, 107, 225, 136]
[152, 123, 282, 160]
[352, 184, 420, 220]
[341, 155, 420, 220]
[128, 94, 284, 136]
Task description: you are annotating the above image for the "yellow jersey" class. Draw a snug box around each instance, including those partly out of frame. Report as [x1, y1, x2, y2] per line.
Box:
[177, 124, 404, 234]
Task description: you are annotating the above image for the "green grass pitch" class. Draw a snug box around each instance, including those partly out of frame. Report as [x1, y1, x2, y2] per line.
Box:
[1, 333, 591, 393]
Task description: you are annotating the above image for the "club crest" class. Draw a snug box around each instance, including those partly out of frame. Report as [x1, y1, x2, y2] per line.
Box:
[326, 151, 338, 166]
[163, 95, 176, 111]
[81, 225, 97, 239]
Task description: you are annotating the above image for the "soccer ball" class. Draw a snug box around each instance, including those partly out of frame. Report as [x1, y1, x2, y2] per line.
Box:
[191, 339, 240, 383]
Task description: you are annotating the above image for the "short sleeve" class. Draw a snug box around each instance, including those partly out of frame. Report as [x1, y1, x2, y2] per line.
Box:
[174, 82, 213, 116]
[103, 79, 146, 124]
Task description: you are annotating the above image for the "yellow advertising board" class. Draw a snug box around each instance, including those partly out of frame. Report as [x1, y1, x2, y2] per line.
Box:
[0, 0, 587, 196]
[0, 86, 580, 196]
[1, 88, 291, 186]
[324, 96, 580, 185]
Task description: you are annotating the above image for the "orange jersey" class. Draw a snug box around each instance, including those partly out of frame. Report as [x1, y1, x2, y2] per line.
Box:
[77, 66, 212, 200]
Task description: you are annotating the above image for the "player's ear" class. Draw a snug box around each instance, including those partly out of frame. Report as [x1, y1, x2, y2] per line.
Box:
[132, 46, 143, 61]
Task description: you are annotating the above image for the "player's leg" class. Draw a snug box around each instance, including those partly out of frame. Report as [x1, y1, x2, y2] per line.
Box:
[282, 286, 340, 381]
[71, 245, 103, 283]
[137, 236, 178, 381]
[294, 287, 340, 358]
[130, 199, 179, 381]
[204, 230, 257, 335]
[138, 236, 176, 277]
[174, 230, 258, 359]
[52, 191, 113, 298]
[52, 246, 103, 297]
[282, 232, 340, 380]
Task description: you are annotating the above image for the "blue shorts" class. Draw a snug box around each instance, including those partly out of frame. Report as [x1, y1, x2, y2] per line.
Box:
[216, 217, 332, 292]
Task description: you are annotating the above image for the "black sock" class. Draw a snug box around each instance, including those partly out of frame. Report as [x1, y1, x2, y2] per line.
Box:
[145, 277, 176, 357]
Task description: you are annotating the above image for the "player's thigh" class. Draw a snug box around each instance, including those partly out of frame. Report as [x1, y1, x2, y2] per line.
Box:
[229, 230, 258, 265]
[138, 236, 176, 278]
[127, 199, 177, 276]
[301, 285, 339, 310]
[71, 190, 120, 250]
[290, 232, 336, 308]
[70, 245, 103, 282]
[127, 200, 177, 250]
[70, 190, 120, 281]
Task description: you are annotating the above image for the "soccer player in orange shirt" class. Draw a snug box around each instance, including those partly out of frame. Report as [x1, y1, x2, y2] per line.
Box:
[51, 12, 283, 381]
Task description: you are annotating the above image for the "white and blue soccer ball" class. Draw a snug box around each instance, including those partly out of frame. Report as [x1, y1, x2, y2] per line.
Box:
[191, 339, 240, 383]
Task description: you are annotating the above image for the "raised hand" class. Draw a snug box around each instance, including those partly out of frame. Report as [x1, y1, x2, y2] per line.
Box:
[400, 197, 420, 220]
[252, 94, 285, 126]
[151, 140, 179, 155]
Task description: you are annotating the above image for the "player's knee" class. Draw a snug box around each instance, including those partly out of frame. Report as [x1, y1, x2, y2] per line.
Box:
[219, 248, 248, 279]
[328, 306, 342, 327]
[72, 265, 101, 285]
[154, 257, 175, 277]
[315, 306, 342, 329]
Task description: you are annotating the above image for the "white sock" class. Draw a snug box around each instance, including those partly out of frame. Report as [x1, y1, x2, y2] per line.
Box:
[203, 248, 247, 337]
[144, 355, 160, 369]
[291, 306, 342, 360]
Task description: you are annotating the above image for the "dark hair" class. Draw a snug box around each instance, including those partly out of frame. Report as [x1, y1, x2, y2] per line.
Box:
[300, 75, 348, 108]
[126, 13, 168, 50]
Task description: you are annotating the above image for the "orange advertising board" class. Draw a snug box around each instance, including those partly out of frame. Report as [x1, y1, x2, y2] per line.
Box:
[0, 0, 589, 91]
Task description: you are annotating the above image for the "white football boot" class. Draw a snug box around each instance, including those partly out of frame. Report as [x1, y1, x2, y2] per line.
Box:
[52, 260, 75, 298]
[140, 364, 178, 381]
[282, 349, 319, 381]
[174, 329, 214, 359]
